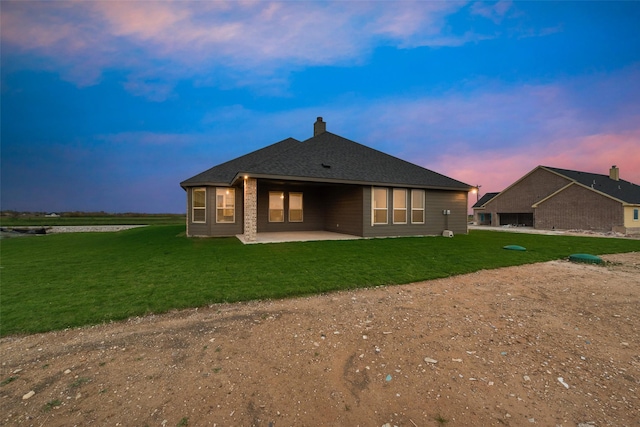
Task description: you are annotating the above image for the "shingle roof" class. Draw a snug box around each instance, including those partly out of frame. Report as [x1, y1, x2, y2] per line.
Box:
[181, 131, 471, 190]
[472, 192, 499, 208]
[544, 166, 640, 204]
[180, 137, 301, 186]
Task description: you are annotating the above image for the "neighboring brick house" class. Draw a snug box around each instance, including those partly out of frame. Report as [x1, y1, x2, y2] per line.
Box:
[472, 192, 499, 225]
[473, 165, 640, 234]
[180, 118, 473, 241]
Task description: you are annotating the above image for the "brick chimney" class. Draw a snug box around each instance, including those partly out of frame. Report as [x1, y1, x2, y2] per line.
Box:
[314, 117, 326, 136]
[609, 165, 619, 181]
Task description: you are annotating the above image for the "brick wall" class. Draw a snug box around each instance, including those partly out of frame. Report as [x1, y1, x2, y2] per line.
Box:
[483, 168, 571, 226]
[489, 168, 570, 213]
[535, 184, 624, 231]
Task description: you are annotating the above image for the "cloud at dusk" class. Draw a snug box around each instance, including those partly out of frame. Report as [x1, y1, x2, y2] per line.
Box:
[1, 1, 639, 213]
[440, 131, 640, 193]
[1, 1, 470, 96]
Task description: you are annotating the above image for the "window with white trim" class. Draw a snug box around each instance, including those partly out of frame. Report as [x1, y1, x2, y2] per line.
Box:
[372, 188, 388, 224]
[393, 189, 407, 224]
[289, 193, 303, 222]
[269, 192, 284, 222]
[411, 189, 425, 224]
[634, 208, 639, 221]
[192, 188, 206, 223]
[216, 188, 235, 223]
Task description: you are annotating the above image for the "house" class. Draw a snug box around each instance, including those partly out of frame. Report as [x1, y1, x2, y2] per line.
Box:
[180, 117, 473, 241]
[471, 192, 499, 225]
[472, 165, 640, 234]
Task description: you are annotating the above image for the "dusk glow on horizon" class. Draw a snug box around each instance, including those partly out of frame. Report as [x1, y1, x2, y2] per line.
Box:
[2, 1, 639, 213]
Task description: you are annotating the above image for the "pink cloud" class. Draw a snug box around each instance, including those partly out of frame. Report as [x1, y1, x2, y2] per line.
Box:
[540, 132, 640, 184]
[209, 62, 639, 188]
[281, 66, 639, 214]
[1, 1, 475, 96]
[367, 2, 471, 47]
[432, 130, 640, 212]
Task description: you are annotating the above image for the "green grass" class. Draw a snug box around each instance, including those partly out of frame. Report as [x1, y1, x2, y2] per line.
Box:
[1, 226, 638, 336]
[0, 214, 185, 227]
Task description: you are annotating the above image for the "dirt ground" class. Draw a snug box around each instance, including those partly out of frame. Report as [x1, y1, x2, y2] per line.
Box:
[1, 252, 639, 427]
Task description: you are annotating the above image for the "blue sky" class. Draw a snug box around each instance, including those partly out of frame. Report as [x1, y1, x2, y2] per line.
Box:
[2, 1, 639, 213]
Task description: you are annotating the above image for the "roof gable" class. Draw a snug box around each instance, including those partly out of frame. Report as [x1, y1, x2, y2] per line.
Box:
[543, 166, 640, 204]
[482, 165, 572, 207]
[182, 131, 471, 190]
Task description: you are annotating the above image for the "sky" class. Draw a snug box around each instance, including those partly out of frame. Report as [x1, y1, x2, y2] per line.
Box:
[2, 1, 639, 214]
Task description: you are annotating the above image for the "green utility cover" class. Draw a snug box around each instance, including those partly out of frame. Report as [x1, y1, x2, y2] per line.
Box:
[503, 245, 526, 251]
[569, 253, 603, 264]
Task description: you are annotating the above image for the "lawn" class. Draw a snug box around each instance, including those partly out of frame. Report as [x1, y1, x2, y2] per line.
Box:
[0, 214, 185, 227]
[1, 226, 638, 336]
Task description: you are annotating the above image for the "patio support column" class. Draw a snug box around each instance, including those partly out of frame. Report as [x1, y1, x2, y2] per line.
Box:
[243, 177, 257, 242]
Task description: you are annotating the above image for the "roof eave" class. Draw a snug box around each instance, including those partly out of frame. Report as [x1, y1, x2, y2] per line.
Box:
[180, 180, 235, 189]
[230, 172, 471, 191]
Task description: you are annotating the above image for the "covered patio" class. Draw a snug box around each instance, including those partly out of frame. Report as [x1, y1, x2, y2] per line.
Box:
[236, 230, 361, 244]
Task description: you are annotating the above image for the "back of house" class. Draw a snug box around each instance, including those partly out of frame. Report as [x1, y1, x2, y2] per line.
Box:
[181, 118, 473, 242]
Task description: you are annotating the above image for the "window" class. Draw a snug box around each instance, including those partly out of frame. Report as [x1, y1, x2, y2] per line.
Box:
[192, 188, 206, 223]
[634, 209, 639, 221]
[216, 188, 235, 223]
[393, 189, 407, 224]
[372, 188, 388, 224]
[269, 192, 284, 222]
[411, 189, 425, 224]
[289, 193, 303, 222]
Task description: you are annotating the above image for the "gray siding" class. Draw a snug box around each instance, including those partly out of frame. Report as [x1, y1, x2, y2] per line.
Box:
[362, 187, 468, 238]
[257, 183, 325, 232]
[186, 186, 243, 237]
[186, 186, 210, 237]
[324, 185, 364, 236]
[186, 183, 469, 238]
[424, 190, 468, 235]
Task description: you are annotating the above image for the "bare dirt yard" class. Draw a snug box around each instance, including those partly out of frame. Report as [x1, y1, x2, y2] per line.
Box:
[1, 252, 639, 427]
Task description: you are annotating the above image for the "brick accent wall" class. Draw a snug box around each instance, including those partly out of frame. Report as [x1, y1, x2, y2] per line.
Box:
[243, 178, 257, 241]
[535, 184, 624, 231]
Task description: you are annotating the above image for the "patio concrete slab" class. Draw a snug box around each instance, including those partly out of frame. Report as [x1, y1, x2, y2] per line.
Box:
[236, 231, 361, 244]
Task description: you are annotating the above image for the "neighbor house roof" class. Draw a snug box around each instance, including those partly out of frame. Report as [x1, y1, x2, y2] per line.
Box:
[545, 166, 640, 204]
[472, 192, 499, 209]
[181, 131, 472, 191]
